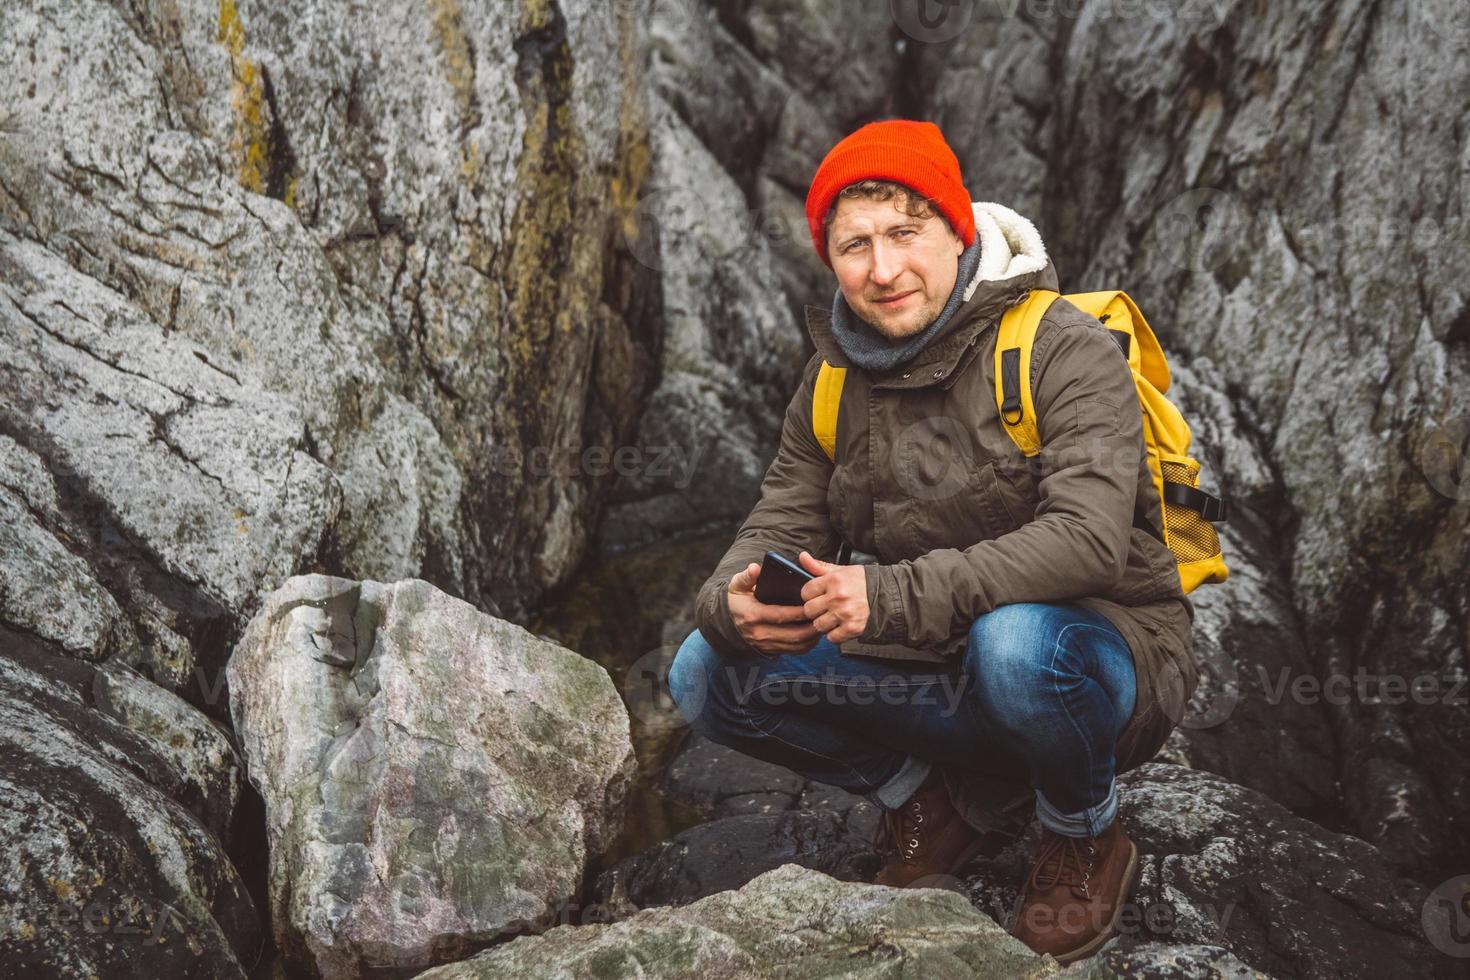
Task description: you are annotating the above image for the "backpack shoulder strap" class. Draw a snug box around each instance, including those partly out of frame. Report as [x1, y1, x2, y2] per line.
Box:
[812, 360, 846, 462]
[994, 289, 1059, 458]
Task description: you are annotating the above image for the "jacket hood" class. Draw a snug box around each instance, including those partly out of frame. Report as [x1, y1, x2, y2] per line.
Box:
[960, 201, 1050, 297]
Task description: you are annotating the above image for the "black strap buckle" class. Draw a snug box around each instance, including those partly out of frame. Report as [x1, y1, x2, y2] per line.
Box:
[1000, 347, 1023, 425]
[1162, 483, 1230, 523]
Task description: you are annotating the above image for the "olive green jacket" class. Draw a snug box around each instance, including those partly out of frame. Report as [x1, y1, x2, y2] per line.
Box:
[694, 257, 1199, 834]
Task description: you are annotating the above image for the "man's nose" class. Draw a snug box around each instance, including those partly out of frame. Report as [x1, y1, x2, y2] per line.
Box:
[869, 240, 901, 287]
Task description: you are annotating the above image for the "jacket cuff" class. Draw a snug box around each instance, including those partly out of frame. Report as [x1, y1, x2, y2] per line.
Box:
[860, 564, 907, 644]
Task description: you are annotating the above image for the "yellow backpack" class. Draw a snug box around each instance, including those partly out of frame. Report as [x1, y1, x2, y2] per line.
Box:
[812, 289, 1230, 594]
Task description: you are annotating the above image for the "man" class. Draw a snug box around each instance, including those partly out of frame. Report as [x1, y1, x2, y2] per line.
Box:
[668, 119, 1198, 965]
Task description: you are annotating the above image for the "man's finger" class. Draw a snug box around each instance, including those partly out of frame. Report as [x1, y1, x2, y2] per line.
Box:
[751, 601, 813, 624]
[729, 562, 760, 593]
[798, 550, 835, 576]
[753, 621, 820, 643]
[801, 594, 829, 622]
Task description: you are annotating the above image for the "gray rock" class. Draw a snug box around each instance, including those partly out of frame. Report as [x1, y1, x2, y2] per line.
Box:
[415, 862, 1061, 980]
[598, 0, 905, 551]
[1066, 941, 1281, 979]
[0, 643, 257, 978]
[593, 808, 881, 913]
[0, 0, 657, 630]
[964, 764, 1457, 980]
[227, 574, 636, 979]
[921, 0, 1470, 874]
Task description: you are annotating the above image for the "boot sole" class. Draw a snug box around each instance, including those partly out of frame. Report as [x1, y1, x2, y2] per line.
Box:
[1052, 839, 1139, 967]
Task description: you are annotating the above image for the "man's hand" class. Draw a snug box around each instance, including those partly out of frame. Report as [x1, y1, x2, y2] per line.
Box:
[798, 551, 870, 644]
[727, 562, 821, 656]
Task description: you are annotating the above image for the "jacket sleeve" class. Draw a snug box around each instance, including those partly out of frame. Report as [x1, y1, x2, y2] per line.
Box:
[861, 309, 1141, 649]
[694, 353, 842, 657]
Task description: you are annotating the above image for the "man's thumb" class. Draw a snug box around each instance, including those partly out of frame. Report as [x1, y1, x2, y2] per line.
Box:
[798, 550, 833, 574]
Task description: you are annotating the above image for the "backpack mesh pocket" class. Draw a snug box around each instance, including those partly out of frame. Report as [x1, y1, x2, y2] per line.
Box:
[1160, 456, 1222, 564]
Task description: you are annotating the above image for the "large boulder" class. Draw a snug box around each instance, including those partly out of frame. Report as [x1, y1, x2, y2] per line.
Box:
[227, 575, 636, 979]
[0, 641, 258, 978]
[414, 862, 1060, 980]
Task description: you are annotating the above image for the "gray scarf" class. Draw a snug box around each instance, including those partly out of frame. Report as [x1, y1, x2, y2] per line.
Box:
[828, 238, 985, 373]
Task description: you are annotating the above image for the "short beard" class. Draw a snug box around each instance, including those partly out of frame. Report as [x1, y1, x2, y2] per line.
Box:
[872, 292, 947, 342]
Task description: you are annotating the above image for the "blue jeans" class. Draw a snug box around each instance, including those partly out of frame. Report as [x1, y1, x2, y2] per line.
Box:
[667, 601, 1137, 838]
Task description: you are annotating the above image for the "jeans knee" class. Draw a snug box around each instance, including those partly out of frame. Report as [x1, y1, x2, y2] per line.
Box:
[668, 630, 728, 732]
[965, 605, 1057, 730]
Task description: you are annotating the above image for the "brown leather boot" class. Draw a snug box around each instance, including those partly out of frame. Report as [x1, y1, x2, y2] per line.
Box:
[1009, 816, 1139, 965]
[871, 776, 997, 887]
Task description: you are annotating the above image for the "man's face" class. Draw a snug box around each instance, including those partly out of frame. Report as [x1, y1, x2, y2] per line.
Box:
[826, 193, 965, 340]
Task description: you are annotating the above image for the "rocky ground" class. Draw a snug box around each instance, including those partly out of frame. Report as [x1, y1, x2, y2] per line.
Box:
[2, 0, 1467, 978]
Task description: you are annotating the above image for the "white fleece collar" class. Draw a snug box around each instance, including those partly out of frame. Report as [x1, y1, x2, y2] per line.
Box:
[961, 201, 1049, 302]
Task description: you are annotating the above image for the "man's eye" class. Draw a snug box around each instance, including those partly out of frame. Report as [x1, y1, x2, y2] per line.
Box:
[894, 229, 916, 239]
[845, 240, 866, 252]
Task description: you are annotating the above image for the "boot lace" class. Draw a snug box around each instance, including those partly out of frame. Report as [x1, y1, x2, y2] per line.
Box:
[1030, 830, 1097, 898]
[875, 797, 928, 864]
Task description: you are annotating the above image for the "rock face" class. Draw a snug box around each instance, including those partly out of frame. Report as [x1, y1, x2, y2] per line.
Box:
[2, 1, 653, 975]
[227, 575, 636, 979]
[915, 0, 1470, 874]
[0, 641, 257, 978]
[414, 862, 1060, 980]
[0, 0, 655, 642]
[596, 0, 902, 550]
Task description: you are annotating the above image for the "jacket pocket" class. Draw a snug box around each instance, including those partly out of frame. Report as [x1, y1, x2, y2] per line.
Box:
[990, 457, 1037, 531]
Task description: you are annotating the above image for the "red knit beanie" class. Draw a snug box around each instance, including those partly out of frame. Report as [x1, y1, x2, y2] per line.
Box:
[804, 119, 976, 269]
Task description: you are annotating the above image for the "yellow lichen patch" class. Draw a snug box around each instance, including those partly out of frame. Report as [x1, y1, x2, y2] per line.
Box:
[233, 506, 249, 535]
[49, 876, 73, 899]
[426, 0, 477, 121]
[283, 175, 298, 210]
[217, 0, 270, 194]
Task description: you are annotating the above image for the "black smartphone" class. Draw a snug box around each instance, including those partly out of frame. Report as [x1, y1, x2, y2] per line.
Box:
[754, 550, 814, 607]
